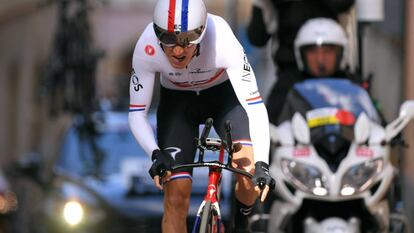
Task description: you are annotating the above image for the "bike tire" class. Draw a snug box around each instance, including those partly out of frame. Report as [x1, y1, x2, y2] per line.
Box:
[199, 200, 218, 233]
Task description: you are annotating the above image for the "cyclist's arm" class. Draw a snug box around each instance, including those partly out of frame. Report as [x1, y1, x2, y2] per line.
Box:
[129, 46, 159, 157]
[226, 61, 270, 164]
[217, 17, 270, 164]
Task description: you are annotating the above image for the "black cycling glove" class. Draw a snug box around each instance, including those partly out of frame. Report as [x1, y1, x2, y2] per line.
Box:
[253, 161, 275, 190]
[148, 149, 175, 179]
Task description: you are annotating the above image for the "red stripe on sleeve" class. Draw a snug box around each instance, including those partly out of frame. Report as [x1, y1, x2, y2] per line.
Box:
[129, 104, 146, 107]
[246, 96, 262, 101]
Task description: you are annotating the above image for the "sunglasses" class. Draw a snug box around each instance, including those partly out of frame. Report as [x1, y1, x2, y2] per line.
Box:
[153, 24, 204, 47]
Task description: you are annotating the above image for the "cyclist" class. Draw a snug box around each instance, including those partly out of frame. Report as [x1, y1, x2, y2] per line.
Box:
[128, 0, 275, 233]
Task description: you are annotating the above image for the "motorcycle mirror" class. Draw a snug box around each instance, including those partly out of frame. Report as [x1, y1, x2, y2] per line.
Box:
[292, 112, 310, 144]
[354, 112, 370, 144]
[399, 100, 414, 120]
[269, 123, 278, 143]
[385, 100, 414, 142]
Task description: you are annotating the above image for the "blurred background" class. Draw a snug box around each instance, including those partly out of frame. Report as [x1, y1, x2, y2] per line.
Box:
[0, 0, 413, 232]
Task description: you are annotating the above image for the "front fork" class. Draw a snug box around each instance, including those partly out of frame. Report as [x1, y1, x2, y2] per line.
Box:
[192, 168, 223, 232]
[192, 200, 223, 233]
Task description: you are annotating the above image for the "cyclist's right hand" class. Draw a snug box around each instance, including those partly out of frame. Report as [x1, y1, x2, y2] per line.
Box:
[253, 161, 275, 202]
[148, 149, 175, 190]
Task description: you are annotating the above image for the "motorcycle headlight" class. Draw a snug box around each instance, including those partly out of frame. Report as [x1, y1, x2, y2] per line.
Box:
[340, 158, 383, 196]
[60, 199, 106, 227]
[63, 201, 84, 225]
[281, 159, 328, 196]
[45, 183, 106, 227]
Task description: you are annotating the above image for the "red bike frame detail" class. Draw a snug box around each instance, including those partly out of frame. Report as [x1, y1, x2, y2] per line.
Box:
[204, 147, 225, 204]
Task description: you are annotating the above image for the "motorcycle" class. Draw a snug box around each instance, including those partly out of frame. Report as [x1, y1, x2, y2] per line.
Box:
[267, 78, 414, 233]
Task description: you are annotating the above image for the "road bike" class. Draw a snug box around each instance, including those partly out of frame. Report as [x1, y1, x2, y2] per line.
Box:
[171, 118, 255, 233]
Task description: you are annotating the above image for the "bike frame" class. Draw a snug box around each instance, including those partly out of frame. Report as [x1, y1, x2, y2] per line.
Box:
[191, 146, 226, 233]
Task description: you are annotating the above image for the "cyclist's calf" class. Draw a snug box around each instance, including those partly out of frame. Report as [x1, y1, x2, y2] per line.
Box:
[163, 179, 192, 233]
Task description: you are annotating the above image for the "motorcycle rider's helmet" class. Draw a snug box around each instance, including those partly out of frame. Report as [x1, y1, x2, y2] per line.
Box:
[294, 18, 348, 73]
[153, 0, 207, 47]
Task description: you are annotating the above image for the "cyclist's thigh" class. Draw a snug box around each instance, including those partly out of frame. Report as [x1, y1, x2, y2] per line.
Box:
[216, 109, 255, 171]
[210, 82, 255, 171]
[157, 87, 198, 175]
[210, 83, 251, 147]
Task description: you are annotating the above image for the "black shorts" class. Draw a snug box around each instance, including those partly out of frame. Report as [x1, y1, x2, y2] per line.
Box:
[157, 80, 251, 177]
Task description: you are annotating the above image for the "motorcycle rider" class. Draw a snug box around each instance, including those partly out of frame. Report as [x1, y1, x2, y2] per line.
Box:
[275, 17, 362, 124]
[246, 0, 355, 124]
[129, 0, 275, 232]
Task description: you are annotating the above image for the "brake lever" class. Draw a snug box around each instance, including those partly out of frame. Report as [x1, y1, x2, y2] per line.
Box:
[258, 181, 270, 202]
[159, 168, 166, 178]
[252, 180, 270, 203]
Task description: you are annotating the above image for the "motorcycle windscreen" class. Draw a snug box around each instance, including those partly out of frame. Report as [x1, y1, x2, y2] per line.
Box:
[292, 78, 380, 123]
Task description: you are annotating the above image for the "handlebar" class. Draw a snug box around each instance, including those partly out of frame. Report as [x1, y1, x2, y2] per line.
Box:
[168, 118, 270, 202]
[199, 118, 213, 146]
[172, 161, 253, 178]
[225, 120, 233, 153]
[171, 118, 252, 179]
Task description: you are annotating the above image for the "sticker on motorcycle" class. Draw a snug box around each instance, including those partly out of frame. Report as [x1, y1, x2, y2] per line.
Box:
[306, 108, 355, 128]
[293, 147, 311, 157]
[356, 147, 373, 157]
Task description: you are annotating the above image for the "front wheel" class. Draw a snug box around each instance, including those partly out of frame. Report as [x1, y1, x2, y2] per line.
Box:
[199, 201, 221, 233]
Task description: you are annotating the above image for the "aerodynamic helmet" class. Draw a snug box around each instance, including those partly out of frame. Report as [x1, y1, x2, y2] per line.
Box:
[153, 0, 208, 47]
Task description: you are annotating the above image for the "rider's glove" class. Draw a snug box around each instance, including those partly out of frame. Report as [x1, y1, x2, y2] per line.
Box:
[148, 149, 175, 179]
[253, 161, 275, 191]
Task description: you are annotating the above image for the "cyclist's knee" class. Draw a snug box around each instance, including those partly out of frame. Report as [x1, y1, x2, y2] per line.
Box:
[164, 179, 192, 212]
[164, 193, 190, 215]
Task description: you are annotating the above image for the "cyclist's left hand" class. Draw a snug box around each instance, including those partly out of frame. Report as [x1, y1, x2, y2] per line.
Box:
[253, 161, 275, 202]
[149, 149, 174, 190]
